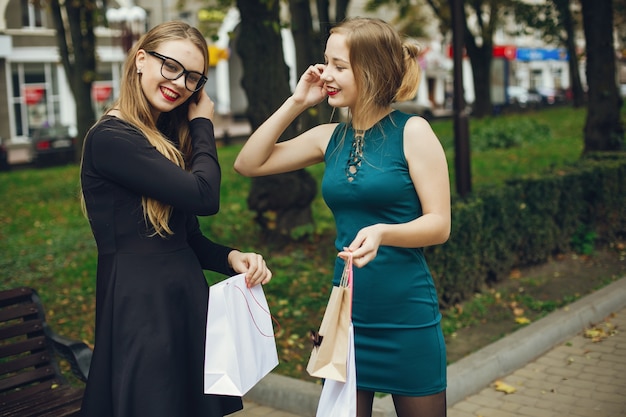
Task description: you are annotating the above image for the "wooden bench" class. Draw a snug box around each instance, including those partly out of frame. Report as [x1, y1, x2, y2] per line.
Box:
[0, 287, 92, 417]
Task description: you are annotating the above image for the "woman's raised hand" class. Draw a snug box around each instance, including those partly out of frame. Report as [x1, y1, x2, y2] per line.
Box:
[188, 90, 215, 121]
[292, 64, 328, 107]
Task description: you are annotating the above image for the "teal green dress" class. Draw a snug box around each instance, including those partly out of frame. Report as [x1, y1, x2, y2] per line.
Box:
[321, 110, 446, 396]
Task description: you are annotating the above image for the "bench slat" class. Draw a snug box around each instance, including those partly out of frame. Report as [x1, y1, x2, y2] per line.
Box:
[0, 319, 46, 341]
[0, 335, 47, 360]
[0, 365, 58, 393]
[0, 379, 58, 406]
[0, 288, 34, 306]
[0, 350, 52, 376]
[0, 302, 39, 322]
[0, 384, 83, 417]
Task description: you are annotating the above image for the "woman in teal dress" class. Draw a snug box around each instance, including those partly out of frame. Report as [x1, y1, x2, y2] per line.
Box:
[234, 17, 451, 417]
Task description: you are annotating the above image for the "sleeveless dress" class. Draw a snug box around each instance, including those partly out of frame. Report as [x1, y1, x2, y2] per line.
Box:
[80, 116, 243, 417]
[321, 110, 447, 396]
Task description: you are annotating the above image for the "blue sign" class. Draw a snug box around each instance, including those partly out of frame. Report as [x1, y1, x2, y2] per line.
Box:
[516, 48, 568, 61]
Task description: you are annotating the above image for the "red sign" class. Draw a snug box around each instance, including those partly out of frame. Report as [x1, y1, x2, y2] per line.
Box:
[493, 45, 517, 60]
[23, 85, 45, 105]
[92, 84, 113, 103]
[447, 45, 517, 60]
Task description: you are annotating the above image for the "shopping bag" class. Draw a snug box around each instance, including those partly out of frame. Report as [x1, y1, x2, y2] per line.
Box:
[307, 256, 353, 382]
[315, 323, 357, 417]
[204, 273, 279, 396]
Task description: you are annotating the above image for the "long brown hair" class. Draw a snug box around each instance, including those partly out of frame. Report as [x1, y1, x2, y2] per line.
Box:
[83, 21, 209, 237]
[330, 17, 421, 128]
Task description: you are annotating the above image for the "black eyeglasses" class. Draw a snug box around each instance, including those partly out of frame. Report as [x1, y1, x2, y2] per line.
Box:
[146, 51, 208, 92]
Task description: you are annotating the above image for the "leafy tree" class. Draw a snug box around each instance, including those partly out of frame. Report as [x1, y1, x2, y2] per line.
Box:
[48, 0, 99, 162]
[446, 0, 510, 118]
[366, 0, 433, 38]
[368, 0, 515, 118]
[580, 0, 624, 152]
[512, 0, 585, 107]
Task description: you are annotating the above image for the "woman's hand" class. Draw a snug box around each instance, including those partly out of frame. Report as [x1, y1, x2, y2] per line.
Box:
[188, 90, 215, 121]
[228, 250, 273, 287]
[292, 64, 328, 107]
[338, 224, 384, 268]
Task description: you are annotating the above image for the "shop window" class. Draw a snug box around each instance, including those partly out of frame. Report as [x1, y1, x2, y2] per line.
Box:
[11, 62, 60, 137]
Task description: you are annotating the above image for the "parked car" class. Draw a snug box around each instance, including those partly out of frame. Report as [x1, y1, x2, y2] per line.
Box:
[506, 86, 542, 108]
[0, 138, 10, 171]
[31, 125, 75, 167]
[531, 86, 567, 106]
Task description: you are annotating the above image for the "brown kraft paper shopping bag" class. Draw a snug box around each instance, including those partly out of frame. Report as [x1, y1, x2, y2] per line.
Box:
[307, 258, 353, 382]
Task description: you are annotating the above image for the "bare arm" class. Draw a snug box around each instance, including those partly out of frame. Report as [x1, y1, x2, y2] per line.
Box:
[234, 64, 336, 176]
[339, 116, 451, 268]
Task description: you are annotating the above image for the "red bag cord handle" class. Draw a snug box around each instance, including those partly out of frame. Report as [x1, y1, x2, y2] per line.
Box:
[232, 283, 281, 338]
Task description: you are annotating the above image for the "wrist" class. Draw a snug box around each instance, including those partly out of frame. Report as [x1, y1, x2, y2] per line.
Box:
[227, 250, 240, 269]
[372, 223, 388, 245]
[286, 95, 309, 111]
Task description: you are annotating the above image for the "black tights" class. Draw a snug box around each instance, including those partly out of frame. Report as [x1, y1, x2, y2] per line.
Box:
[356, 389, 447, 417]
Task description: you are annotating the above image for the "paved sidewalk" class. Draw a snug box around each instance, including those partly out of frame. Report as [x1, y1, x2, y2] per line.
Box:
[231, 277, 626, 417]
[447, 306, 626, 417]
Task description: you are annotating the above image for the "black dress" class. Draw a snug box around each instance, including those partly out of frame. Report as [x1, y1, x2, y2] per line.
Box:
[80, 116, 243, 417]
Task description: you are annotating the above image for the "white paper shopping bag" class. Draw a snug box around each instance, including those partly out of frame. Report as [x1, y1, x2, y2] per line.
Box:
[204, 273, 279, 396]
[315, 323, 356, 417]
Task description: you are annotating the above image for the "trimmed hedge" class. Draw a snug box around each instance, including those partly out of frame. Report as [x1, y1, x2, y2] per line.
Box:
[427, 152, 626, 307]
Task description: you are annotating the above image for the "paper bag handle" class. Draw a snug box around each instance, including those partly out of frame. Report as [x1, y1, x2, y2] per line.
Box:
[233, 284, 281, 337]
[340, 252, 354, 316]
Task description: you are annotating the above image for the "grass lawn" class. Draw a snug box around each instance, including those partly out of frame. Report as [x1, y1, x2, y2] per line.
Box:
[1, 104, 623, 381]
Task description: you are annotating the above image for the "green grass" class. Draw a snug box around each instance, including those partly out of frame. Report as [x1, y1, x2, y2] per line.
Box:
[0, 104, 623, 381]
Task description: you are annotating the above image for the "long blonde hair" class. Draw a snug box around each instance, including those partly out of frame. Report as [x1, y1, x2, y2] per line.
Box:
[330, 17, 421, 127]
[83, 21, 209, 237]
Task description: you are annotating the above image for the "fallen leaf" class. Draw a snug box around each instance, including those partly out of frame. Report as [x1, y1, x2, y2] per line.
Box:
[583, 321, 617, 342]
[515, 317, 531, 325]
[494, 380, 517, 394]
[584, 328, 604, 341]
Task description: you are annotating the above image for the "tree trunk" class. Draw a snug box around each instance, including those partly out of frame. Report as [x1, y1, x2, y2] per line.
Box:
[554, 0, 585, 107]
[466, 38, 493, 118]
[462, 2, 493, 118]
[289, 0, 323, 131]
[580, 0, 624, 153]
[236, 0, 317, 244]
[49, 0, 97, 163]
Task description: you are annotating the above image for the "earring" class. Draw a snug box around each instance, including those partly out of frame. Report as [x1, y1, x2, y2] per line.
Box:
[137, 68, 142, 74]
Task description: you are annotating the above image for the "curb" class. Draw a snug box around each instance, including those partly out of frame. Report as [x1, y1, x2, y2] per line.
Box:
[446, 276, 626, 406]
[244, 276, 626, 417]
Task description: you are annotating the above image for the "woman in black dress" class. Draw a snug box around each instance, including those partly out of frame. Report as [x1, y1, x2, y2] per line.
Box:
[80, 21, 272, 417]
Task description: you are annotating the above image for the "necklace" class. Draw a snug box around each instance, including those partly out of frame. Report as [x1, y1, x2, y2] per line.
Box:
[346, 129, 365, 182]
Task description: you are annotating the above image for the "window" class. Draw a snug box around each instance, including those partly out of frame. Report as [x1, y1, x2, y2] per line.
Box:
[21, 0, 45, 28]
[11, 63, 59, 136]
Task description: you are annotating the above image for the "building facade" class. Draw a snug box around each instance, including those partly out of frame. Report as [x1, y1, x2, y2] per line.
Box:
[0, 1, 599, 163]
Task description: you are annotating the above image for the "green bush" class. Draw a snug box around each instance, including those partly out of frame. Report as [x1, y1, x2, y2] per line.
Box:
[426, 152, 626, 307]
[470, 118, 551, 151]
